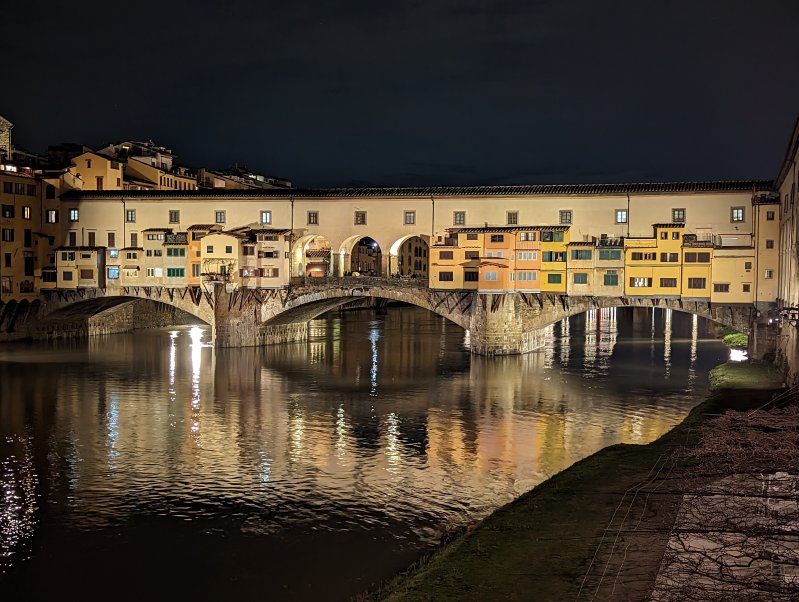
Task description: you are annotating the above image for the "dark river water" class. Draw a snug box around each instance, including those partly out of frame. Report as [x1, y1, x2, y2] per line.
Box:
[0, 306, 728, 600]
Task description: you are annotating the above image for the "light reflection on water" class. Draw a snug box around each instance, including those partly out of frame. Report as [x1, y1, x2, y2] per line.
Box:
[0, 306, 727, 600]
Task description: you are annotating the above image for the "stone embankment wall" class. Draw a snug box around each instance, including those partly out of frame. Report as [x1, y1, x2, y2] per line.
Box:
[776, 324, 799, 386]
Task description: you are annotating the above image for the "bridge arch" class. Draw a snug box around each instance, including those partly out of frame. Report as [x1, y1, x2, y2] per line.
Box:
[261, 282, 472, 330]
[291, 234, 332, 277]
[388, 234, 430, 277]
[337, 235, 384, 276]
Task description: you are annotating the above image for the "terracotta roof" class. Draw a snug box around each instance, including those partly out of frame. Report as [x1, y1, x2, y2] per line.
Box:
[653, 222, 685, 228]
[186, 224, 220, 231]
[61, 180, 774, 201]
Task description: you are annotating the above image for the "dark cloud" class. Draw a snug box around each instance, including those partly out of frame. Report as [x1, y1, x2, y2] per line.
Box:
[1, 0, 798, 186]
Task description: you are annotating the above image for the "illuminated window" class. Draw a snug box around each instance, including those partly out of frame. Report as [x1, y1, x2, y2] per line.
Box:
[764, 269, 774, 279]
[453, 211, 466, 225]
[404, 211, 416, 225]
[69, 208, 79, 222]
[22, 206, 31, 219]
[629, 277, 652, 287]
[766, 210, 775, 220]
[126, 209, 136, 223]
[260, 210, 271, 225]
[672, 208, 685, 222]
[731, 207, 744, 222]
[615, 209, 628, 224]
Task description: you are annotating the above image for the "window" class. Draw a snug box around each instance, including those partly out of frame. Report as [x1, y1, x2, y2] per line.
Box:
[3, 253, 10, 267]
[672, 231, 680, 240]
[767, 210, 775, 221]
[1, 228, 14, 242]
[126, 251, 138, 260]
[520, 232, 536, 241]
[169, 210, 180, 224]
[517, 271, 537, 281]
[259, 210, 271, 225]
[464, 251, 480, 259]
[45, 184, 55, 199]
[573, 273, 588, 284]
[660, 231, 668, 240]
[766, 239, 774, 249]
[75, 269, 92, 281]
[225, 245, 233, 254]
[731, 207, 744, 222]
[215, 210, 226, 224]
[206, 245, 214, 253]
[86, 159, 92, 168]
[438, 271, 454, 282]
[1, 204, 13, 218]
[660, 252, 679, 262]
[684, 252, 710, 263]
[439, 251, 454, 260]
[62, 271, 73, 281]
[109, 249, 119, 259]
[507, 211, 519, 225]
[615, 209, 628, 224]
[713, 283, 730, 293]
[46, 209, 58, 223]
[2, 182, 10, 194]
[42, 271, 57, 283]
[571, 249, 592, 260]
[672, 208, 685, 222]
[354, 211, 367, 225]
[453, 211, 466, 226]
[547, 273, 562, 284]
[22, 206, 31, 220]
[60, 251, 75, 261]
[603, 273, 619, 286]
[192, 264, 201, 278]
[167, 268, 185, 278]
[542, 251, 566, 262]
[745, 261, 752, 270]
[484, 271, 498, 281]
[742, 283, 751, 292]
[517, 251, 537, 260]
[764, 269, 774, 279]
[629, 277, 652, 287]
[307, 211, 319, 225]
[14, 183, 23, 195]
[630, 252, 656, 261]
[243, 246, 255, 256]
[598, 249, 621, 261]
[466, 233, 478, 240]
[559, 210, 572, 225]
[660, 278, 677, 287]
[687, 278, 706, 289]
[404, 210, 416, 225]
[489, 234, 504, 243]
[166, 247, 186, 257]
[464, 271, 479, 282]
[68, 231, 77, 246]
[69, 208, 79, 222]
[541, 231, 564, 242]
[87, 231, 96, 246]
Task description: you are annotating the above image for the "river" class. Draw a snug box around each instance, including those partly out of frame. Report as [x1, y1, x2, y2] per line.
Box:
[0, 306, 728, 600]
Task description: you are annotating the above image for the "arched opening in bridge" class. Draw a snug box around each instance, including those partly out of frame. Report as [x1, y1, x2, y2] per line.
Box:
[292, 234, 332, 277]
[388, 235, 429, 278]
[338, 235, 383, 277]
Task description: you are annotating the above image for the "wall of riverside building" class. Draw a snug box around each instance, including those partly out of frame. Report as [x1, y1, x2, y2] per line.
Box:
[777, 119, 799, 384]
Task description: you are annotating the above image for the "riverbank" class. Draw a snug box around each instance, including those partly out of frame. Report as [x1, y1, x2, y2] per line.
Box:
[372, 361, 787, 601]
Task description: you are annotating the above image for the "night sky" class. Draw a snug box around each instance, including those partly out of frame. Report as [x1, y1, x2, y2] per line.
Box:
[3, 0, 798, 187]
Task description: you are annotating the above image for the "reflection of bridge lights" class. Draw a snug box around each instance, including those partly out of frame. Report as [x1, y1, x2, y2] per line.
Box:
[663, 308, 673, 378]
[107, 393, 120, 469]
[385, 412, 401, 469]
[369, 321, 379, 397]
[335, 405, 347, 457]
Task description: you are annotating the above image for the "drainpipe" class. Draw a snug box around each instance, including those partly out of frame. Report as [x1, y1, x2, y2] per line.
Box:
[289, 195, 294, 288]
[626, 193, 631, 238]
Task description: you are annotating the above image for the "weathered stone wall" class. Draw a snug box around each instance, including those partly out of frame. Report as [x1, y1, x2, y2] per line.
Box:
[776, 324, 799, 387]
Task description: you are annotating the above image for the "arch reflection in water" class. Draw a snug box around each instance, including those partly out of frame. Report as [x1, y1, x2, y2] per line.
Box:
[0, 306, 729, 600]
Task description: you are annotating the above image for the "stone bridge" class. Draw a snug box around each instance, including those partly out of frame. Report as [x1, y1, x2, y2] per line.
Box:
[5, 277, 774, 357]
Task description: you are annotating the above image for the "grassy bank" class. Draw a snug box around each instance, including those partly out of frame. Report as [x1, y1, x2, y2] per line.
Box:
[373, 362, 785, 601]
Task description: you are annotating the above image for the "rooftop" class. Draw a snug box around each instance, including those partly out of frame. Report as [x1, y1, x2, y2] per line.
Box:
[62, 179, 774, 200]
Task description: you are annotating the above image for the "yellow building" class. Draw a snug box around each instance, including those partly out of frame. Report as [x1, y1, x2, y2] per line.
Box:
[593, 238, 625, 296]
[539, 227, 569, 293]
[625, 224, 684, 297]
[71, 151, 124, 191]
[566, 240, 595, 296]
[200, 232, 244, 285]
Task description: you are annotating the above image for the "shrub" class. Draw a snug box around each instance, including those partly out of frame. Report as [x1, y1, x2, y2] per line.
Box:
[722, 333, 749, 349]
